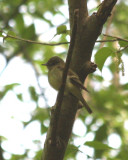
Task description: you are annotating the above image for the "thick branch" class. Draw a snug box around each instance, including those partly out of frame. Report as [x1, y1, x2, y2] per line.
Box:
[42, 10, 79, 160]
[97, 0, 117, 25]
[68, 0, 88, 30]
[70, 0, 118, 81]
[50, 9, 79, 144]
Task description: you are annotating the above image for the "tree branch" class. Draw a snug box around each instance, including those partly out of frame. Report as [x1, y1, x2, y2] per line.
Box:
[103, 34, 128, 43]
[68, 0, 88, 30]
[99, 6, 115, 48]
[97, 0, 118, 25]
[42, 9, 79, 160]
[50, 9, 79, 144]
[2, 30, 128, 47]
[0, 30, 68, 46]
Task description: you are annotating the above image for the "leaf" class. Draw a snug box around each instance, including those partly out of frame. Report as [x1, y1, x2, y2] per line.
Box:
[7, 30, 16, 36]
[0, 135, 7, 141]
[118, 40, 128, 47]
[95, 47, 114, 71]
[64, 144, 79, 159]
[15, 14, 24, 33]
[0, 83, 20, 100]
[5, 30, 16, 41]
[51, 26, 69, 40]
[4, 83, 20, 92]
[23, 24, 35, 39]
[66, 30, 70, 35]
[95, 124, 107, 141]
[122, 83, 128, 90]
[57, 25, 67, 35]
[0, 31, 4, 37]
[32, 108, 49, 122]
[34, 60, 43, 65]
[29, 86, 38, 101]
[34, 150, 42, 160]
[84, 141, 113, 150]
[93, 75, 104, 82]
[17, 94, 23, 101]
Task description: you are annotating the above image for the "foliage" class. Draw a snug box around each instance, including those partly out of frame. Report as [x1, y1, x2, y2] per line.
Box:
[0, 0, 128, 160]
[95, 47, 115, 71]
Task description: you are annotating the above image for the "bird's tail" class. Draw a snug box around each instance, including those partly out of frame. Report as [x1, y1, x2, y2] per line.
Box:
[80, 96, 92, 114]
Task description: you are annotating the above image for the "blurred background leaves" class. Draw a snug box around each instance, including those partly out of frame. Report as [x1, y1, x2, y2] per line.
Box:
[0, 0, 128, 160]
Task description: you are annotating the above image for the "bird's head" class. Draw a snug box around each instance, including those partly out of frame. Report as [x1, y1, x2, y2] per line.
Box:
[42, 56, 64, 70]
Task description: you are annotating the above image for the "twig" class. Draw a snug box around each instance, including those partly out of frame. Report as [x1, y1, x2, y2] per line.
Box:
[1, 30, 128, 46]
[50, 9, 79, 145]
[117, 44, 128, 53]
[0, 30, 69, 46]
[103, 34, 128, 43]
[96, 0, 117, 25]
[96, 39, 119, 42]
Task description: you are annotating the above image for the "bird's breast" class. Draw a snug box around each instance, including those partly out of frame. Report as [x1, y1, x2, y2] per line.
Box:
[48, 67, 62, 90]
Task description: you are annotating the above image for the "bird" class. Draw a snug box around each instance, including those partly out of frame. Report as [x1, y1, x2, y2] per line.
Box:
[42, 56, 92, 114]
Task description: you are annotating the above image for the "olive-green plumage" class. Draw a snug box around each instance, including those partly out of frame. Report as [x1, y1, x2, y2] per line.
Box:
[42, 56, 92, 114]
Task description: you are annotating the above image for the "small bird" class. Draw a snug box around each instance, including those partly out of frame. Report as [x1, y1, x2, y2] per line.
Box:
[42, 56, 92, 114]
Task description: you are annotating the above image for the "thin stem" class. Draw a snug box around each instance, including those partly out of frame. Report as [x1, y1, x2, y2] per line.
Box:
[1, 30, 128, 46]
[103, 34, 128, 43]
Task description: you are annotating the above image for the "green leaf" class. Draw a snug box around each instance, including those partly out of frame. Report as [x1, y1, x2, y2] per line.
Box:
[95, 47, 114, 71]
[122, 83, 128, 90]
[93, 75, 104, 82]
[32, 108, 49, 122]
[118, 40, 128, 47]
[34, 150, 42, 160]
[84, 141, 113, 150]
[7, 30, 16, 36]
[15, 14, 24, 33]
[29, 86, 38, 101]
[0, 31, 4, 37]
[65, 144, 79, 159]
[57, 25, 67, 35]
[0, 83, 20, 100]
[66, 30, 70, 35]
[51, 26, 69, 40]
[5, 83, 20, 90]
[0, 135, 7, 141]
[34, 60, 43, 65]
[17, 94, 23, 101]
[5, 30, 16, 41]
[23, 24, 35, 39]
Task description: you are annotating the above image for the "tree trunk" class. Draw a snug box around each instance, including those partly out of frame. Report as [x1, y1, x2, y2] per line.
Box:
[42, 0, 118, 160]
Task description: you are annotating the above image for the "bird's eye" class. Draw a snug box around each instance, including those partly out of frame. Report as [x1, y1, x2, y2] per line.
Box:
[49, 61, 56, 66]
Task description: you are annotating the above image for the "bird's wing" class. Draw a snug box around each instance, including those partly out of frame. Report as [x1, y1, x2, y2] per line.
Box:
[56, 66, 89, 93]
[69, 70, 89, 93]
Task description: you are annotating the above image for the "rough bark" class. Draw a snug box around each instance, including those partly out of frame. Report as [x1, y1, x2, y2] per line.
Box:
[42, 0, 118, 160]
